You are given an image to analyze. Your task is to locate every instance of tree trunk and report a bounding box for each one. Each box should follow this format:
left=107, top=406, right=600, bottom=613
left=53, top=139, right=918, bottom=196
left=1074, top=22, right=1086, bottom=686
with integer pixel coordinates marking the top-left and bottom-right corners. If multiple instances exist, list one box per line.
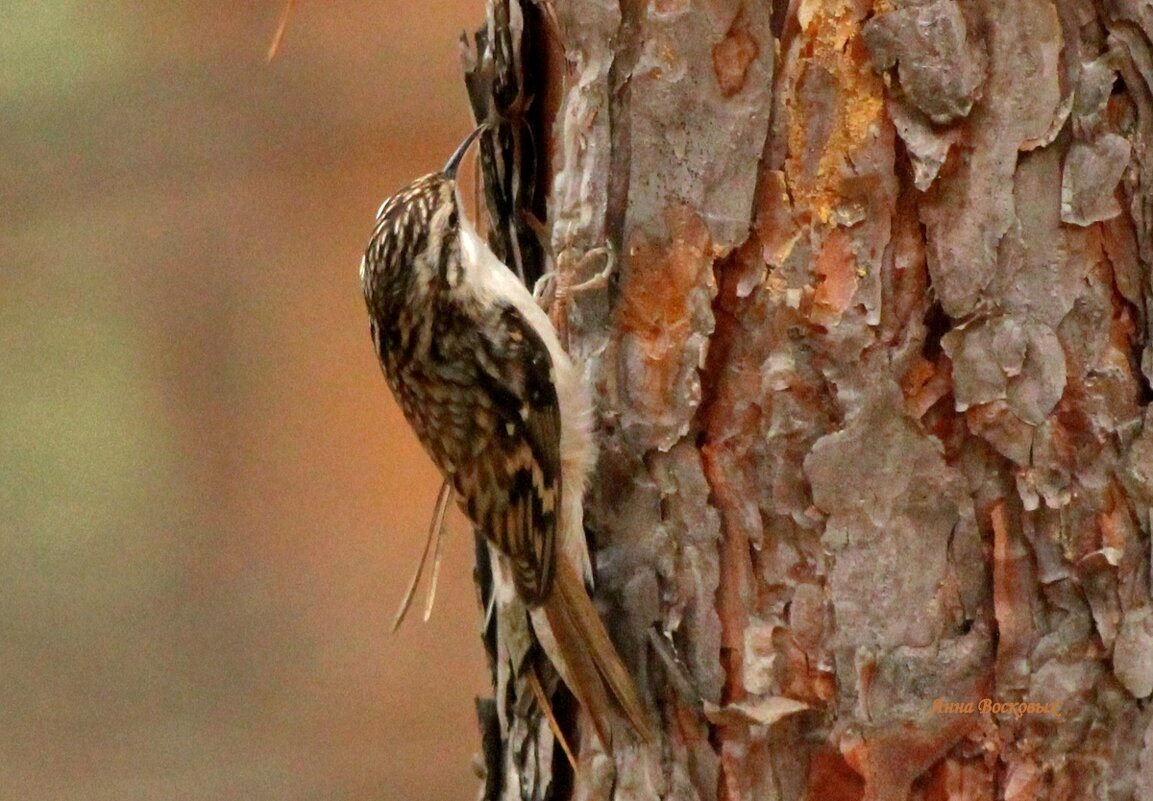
left=465, top=1, right=1153, bottom=799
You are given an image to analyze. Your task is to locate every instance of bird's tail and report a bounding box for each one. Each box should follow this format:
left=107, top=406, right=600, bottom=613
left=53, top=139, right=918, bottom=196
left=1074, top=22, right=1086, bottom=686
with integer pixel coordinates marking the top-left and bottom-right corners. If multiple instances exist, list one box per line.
left=535, top=561, right=652, bottom=748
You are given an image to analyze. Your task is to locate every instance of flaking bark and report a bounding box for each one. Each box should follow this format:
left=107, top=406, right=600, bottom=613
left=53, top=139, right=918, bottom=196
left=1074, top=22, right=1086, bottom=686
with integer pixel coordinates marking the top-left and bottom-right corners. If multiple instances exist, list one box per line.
left=467, top=0, right=1153, bottom=799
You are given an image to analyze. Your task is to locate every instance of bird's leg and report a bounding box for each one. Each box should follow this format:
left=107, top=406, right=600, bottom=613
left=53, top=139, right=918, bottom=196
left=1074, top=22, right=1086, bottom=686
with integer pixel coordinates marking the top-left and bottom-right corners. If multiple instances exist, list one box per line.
left=533, top=244, right=615, bottom=347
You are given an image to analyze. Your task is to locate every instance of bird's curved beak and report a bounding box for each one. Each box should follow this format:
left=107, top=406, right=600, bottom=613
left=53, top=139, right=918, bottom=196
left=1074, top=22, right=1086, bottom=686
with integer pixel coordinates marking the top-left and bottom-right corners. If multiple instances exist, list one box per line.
left=443, top=124, right=488, bottom=180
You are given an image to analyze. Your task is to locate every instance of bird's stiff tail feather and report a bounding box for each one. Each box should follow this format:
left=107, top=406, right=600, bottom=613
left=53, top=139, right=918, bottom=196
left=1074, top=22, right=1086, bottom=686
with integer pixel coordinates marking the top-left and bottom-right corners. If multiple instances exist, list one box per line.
left=538, top=561, right=652, bottom=748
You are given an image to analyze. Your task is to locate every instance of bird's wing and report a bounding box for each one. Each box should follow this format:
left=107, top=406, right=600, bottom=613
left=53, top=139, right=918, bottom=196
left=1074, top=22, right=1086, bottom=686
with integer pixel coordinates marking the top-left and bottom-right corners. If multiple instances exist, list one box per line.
left=452, top=302, right=561, bottom=604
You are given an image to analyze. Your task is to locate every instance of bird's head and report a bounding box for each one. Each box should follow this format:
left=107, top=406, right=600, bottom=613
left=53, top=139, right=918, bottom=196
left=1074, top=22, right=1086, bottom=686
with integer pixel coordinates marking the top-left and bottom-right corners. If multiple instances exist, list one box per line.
left=361, top=126, right=486, bottom=306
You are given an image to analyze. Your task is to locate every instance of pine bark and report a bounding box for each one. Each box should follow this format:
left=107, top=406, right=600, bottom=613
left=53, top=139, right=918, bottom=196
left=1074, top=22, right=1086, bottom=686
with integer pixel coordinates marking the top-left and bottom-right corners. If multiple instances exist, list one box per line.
left=468, top=0, right=1153, bottom=799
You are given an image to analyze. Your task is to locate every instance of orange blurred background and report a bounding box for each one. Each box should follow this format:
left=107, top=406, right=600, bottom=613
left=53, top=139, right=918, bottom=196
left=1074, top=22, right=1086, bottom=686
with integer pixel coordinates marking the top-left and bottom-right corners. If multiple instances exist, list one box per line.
left=3, top=3, right=490, bottom=799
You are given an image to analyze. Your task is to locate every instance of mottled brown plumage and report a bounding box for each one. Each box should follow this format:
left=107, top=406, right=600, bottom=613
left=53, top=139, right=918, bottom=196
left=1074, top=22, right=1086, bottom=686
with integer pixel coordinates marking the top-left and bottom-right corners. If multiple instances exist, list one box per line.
left=362, top=169, right=560, bottom=602
left=360, top=129, right=650, bottom=746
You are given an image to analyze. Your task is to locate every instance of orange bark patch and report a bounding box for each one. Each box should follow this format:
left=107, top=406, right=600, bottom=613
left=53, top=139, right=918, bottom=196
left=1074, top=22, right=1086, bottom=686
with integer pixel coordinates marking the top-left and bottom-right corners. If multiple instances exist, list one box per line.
left=1098, top=482, right=1132, bottom=553
left=785, top=2, right=886, bottom=222
left=804, top=746, right=865, bottom=801
left=902, top=356, right=952, bottom=419
left=756, top=170, right=801, bottom=269
left=713, top=27, right=759, bottom=97
left=1109, top=302, right=1138, bottom=362
left=992, top=501, right=1013, bottom=620
left=991, top=499, right=1036, bottom=680
left=1004, top=759, right=1043, bottom=801
left=811, top=227, right=858, bottom=324
left=618, top=206, right=711, bottom=338
left=921, top=757, right=997, bottom=801
left=840, top=716, right=983, bottom=801
left=615, top=205, right=714, bottom=412
left=778, top=633, right=835, bottom=705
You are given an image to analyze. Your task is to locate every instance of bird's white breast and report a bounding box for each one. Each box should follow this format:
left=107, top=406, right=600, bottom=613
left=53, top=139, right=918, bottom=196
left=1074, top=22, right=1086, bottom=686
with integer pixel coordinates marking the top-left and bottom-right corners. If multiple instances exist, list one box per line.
left=457, top=208, right=596, bottom=585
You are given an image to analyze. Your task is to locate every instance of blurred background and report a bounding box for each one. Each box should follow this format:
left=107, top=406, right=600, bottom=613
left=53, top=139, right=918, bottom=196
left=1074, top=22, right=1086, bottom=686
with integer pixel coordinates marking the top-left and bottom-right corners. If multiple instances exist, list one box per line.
left=2, top=3, right=489, bottom=799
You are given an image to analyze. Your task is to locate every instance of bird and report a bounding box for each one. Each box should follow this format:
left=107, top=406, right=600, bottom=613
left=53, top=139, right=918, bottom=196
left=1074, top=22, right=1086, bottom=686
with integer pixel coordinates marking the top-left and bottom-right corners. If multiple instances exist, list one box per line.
left=360, top=126, right=650, bottom=748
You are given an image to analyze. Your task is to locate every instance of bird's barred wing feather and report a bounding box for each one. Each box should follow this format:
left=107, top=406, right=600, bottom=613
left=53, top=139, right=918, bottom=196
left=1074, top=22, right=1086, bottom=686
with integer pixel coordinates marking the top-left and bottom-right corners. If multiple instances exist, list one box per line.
left=453, top=303, right=561, bottom=604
